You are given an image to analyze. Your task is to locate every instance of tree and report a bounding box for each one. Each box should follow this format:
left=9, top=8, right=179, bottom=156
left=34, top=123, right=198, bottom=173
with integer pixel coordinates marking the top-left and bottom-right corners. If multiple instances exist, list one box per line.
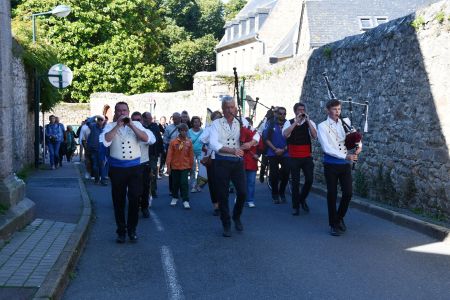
left=167, top=34, right=217, bottom=90
left=224, top=0, right=247, bottom=21
left=12, top=0, right=168, bottom=103
left=197, top=0, right=225, bottom=39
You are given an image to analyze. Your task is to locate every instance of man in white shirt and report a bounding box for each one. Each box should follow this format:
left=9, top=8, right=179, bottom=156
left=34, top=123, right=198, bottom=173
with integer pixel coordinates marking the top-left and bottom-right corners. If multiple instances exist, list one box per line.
left=209, top=96, right=258, bottom=237
left=100, top=102, right=155, bottom=243
left=317, top=99, right=361, bottom=236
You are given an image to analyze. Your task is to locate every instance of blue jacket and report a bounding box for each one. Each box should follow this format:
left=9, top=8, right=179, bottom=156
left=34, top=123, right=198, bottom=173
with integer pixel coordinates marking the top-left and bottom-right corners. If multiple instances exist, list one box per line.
left=45, top=123, right=63, bottom=143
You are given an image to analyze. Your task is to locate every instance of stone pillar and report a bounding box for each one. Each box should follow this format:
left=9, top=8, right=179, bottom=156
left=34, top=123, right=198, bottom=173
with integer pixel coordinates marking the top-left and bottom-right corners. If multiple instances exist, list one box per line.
left=0, top=0, right=34, bottom=241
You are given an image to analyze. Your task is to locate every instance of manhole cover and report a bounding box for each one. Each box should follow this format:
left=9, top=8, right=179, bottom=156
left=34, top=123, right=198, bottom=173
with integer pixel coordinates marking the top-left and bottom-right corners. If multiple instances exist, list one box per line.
left=27, top=178, right=78, bottom=188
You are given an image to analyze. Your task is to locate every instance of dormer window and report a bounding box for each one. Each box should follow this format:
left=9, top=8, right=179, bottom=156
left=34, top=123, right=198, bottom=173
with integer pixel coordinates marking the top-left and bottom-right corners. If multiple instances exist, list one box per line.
left=375, top=17, right=388, bottom=25
left=359, top=17, right=373, bottom=30
left=241, top=21, right=247, bottom=36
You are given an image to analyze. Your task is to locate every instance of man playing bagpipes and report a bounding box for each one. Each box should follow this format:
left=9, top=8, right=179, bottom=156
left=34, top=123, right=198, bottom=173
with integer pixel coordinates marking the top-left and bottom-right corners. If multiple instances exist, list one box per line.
left=209, top=95, right=259, bottom=237
left=317, top=99, right=362, bottom=236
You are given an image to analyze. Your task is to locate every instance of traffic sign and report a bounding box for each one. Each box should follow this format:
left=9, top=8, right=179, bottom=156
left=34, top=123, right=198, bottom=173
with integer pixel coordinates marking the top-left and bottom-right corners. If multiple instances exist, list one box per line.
left=48, top=64, right=73, bottom=88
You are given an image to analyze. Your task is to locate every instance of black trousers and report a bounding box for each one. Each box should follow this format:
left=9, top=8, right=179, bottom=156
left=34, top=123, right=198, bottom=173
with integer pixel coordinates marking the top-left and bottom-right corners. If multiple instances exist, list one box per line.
left=206, top=160, right=218, bottom=204
left=290, top=157, right=314, bottom=209
left=268, top=156, right=290, bottom=196
left=109, top=165, right=143, bottom=235
left=140, top=162, right=151, bottom=210
left=324, top=163, right=353, bottom=226
left=214, top=159, right=246, bottom=227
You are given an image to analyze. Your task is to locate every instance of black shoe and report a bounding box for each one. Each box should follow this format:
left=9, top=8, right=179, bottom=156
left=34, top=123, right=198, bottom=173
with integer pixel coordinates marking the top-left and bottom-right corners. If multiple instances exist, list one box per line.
left=94, top=180, right=100, bottom=185
left=100, top=180, right=108, bottom=186
left=301, top=202, right=310, bottom=213
left=229, top=187, right=235, bottom=194
left=279, top=195, right=287, bottom=203
left=116, top=234, right=126, bottom=244
left=129, top=232, right=138, bottom=243
left=223, top=226, right=232, bottom=237
left=329, top=226, right=341, bottom=236
left=292, top=208, right=300, bottom=216
left=233, top=219, right=244, bottom=231
left=259, top=174, right=264, bottom=183
left=142, top=208, right=150, bottom=218
left=152, top=193, right=158, bottom=198
left=213, top=208, right=220, bottom=216
left=272, top=195, right=280, bottom=204
left=338, top=219, right=347, bottom=232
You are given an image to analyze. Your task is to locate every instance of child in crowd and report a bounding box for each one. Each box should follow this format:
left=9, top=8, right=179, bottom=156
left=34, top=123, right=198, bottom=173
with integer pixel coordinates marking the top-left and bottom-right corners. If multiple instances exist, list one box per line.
left=166, top=123, right=194, bottom=209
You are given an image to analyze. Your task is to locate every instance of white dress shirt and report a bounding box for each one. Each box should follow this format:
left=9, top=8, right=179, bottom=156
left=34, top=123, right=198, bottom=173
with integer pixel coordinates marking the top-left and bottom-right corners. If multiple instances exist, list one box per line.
left=209, top=117, right=260, bottom=158
left=282, top=119, right=317, bottom=138
left=317, top=117, right=350, bottom=159
left=100, top=121, right=155, bottom=161
left=79, top=124, right=91, bottom=142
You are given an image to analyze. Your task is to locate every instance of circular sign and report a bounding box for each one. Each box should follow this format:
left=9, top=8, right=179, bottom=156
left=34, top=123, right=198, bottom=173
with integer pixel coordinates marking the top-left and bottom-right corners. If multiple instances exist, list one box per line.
left=48, top=64, right=73, bottom=89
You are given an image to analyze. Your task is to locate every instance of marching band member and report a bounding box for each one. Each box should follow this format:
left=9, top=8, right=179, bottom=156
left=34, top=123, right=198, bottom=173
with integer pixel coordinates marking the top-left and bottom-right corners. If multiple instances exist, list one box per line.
left=100, top=102, right=155, bottom=243
left=209, top=96, right=258, bottom=237
left=283, top=103, right=317, bottom=216
left=317, top=99, right=362, bottom=236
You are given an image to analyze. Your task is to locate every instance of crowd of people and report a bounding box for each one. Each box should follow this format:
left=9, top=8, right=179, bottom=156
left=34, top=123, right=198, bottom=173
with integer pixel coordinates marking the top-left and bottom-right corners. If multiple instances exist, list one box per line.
left=44, top=96, right=362, bottom=241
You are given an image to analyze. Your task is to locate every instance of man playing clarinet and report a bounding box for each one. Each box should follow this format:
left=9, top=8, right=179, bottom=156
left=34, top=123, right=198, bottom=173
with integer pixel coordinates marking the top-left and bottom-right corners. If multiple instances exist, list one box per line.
left=317, top=99, right=362, bottom=236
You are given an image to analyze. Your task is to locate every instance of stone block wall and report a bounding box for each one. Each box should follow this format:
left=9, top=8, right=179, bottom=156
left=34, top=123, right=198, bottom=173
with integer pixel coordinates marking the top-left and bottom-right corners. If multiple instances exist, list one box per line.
left=11, top=56, right=34, bottom=172
left=42, top=103, right=90, bottom=127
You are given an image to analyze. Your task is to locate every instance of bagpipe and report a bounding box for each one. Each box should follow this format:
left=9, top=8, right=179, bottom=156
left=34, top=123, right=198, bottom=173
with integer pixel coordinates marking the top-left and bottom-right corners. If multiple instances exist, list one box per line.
left=322, top=72, right=369, bottom=150
left=233, top=67, right=257, bottom=144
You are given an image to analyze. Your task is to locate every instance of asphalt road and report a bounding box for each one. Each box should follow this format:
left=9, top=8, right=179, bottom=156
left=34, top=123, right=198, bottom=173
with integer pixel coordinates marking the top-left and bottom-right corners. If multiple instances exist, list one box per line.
left=64, top=174, right=450, bottom=300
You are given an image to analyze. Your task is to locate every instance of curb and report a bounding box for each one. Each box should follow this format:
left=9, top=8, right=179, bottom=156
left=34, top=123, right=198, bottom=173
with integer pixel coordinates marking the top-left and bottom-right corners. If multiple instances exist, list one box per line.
left=33, top=164, right=92, bottom=300
left=311, top=184, right=450, bottom=242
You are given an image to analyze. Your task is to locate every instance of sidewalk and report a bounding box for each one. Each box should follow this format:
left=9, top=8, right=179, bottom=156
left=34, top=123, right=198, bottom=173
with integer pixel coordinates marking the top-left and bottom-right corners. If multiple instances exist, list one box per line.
left=0, top=162, right=91, bottom=300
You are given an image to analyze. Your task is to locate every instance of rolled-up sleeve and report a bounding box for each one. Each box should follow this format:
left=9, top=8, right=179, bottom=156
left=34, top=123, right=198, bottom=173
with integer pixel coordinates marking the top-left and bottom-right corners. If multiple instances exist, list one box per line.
left=134, top=121, right=155, bottom=145
left=99, top=123, right=114, bottom=147
left=200, top=126, right=210, bottom=144
left=253, top=132, right=260, bottom=143
left=209, top=121, right=223, bottom=152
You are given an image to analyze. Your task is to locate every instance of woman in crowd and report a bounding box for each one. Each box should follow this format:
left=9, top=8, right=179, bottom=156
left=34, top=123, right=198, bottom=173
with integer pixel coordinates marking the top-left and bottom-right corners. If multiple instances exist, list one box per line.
left=188, top=116, right=204, bottom=193
left=45, top=115, right=64, bottom=170
left=65, top=125, right=77, bottom=162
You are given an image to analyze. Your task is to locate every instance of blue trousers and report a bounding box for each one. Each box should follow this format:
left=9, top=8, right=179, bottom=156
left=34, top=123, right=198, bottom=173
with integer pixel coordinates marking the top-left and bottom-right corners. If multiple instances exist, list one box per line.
left=246, top=170, right=256, bottom=203
left=48, top=142, right=61, bottom=167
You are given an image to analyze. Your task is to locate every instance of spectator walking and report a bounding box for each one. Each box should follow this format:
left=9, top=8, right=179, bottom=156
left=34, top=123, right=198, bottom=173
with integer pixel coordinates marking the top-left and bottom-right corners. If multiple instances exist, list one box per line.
left=65, top=125, right=77, bottom=162
left=79, top=119, right=92, bottom=179
left=45, top=115, right=64, bottom=170
left=87, top=116, right=107, bottom=185
left=188, top=116, right=204, bottom=193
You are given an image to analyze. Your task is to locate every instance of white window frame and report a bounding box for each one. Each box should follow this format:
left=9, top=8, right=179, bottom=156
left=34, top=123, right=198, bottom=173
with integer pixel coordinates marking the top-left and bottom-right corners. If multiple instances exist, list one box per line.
left=358, top=16, right=373, bottom=30
left=375, top=16, right=389, bottom=26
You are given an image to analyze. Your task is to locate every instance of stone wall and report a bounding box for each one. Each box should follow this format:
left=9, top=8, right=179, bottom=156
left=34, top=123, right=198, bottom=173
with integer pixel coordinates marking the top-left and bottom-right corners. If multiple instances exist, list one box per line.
left=42, top=102, right=90, bottom=127
left=11, top=54, right=34, bottom=172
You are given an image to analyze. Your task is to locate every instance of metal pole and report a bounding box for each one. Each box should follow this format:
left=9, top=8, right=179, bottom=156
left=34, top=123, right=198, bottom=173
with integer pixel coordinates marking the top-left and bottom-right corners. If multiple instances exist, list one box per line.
left=32, top=15, right=36, bottom=43
left=34, top=76, right=41, bottom=168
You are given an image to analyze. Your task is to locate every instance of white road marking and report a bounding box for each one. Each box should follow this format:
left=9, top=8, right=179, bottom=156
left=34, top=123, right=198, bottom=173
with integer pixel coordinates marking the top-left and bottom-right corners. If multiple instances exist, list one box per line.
left=150, top=211, right=164, bottom=232
left=160, top=246, right=184, bottom=300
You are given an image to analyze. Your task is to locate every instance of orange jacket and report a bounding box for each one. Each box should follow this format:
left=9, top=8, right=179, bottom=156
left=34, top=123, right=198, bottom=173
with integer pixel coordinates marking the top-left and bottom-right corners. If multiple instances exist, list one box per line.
left=166, top=136, right=194, bottom=170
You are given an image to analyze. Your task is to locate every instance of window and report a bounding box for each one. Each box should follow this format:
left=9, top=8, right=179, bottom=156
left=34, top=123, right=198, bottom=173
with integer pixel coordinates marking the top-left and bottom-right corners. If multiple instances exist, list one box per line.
left=359, top=17, right=373, bottom=30
left=375, top=17, right=388, bottom=25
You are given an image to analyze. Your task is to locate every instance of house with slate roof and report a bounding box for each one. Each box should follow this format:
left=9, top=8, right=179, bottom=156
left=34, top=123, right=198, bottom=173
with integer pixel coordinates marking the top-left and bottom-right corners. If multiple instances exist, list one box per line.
left=216, top=0, right=441, bottom=73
